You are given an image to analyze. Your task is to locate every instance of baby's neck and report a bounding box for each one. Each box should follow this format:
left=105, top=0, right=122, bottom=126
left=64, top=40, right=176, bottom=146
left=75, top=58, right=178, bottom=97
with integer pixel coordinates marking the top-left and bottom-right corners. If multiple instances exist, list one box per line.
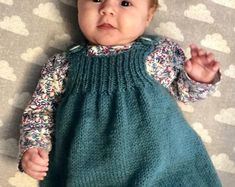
left=87, top=40, right=134, bottom=47
left=88, top=42, right=133, bottom=48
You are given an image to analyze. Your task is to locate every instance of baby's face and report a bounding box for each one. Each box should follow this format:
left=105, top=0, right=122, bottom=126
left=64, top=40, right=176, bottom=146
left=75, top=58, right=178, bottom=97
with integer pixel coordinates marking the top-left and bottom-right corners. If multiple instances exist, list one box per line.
left=77, top=0, right=155, bottom=46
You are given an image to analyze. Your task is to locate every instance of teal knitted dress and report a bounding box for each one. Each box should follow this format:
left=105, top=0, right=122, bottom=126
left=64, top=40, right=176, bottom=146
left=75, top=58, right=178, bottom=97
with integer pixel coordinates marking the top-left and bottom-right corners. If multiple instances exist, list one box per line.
left=40, top=37, right=221, bottom=187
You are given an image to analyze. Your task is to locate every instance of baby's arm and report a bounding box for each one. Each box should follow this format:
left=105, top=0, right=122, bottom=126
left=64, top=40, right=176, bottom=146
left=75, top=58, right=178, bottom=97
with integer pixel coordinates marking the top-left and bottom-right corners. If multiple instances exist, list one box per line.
left=18, top=53, right=69, bottom=180
left=147, top=39, right=220, bottom=103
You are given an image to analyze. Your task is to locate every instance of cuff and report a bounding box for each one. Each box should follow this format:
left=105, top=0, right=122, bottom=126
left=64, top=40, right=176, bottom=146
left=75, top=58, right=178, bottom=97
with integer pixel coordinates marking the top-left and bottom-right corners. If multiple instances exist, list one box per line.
left=184, top=70, right=221, bottom=86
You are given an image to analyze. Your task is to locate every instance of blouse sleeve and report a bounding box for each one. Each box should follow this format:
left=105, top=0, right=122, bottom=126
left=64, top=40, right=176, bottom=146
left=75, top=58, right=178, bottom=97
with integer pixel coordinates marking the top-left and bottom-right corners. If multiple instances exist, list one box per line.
left=18, top=52, right=69, bottom=171
left=145, top=38, right=221, bottom=103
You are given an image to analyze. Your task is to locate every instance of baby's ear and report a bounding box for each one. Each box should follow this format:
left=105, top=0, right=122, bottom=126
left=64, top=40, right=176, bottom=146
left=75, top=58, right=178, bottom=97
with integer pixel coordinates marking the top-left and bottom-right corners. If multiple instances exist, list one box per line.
left=146, top=7, right=156, bottom=26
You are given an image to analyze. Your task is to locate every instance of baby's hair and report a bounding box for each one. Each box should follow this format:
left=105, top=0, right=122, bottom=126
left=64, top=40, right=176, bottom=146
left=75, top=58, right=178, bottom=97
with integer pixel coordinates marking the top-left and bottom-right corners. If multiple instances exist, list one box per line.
left=149, top=0, right=159, bottom=11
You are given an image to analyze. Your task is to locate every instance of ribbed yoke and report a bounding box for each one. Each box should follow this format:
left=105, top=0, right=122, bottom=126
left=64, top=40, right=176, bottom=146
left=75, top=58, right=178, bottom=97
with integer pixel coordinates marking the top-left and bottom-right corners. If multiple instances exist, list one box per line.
left=67, top=38, right=156, bottom=94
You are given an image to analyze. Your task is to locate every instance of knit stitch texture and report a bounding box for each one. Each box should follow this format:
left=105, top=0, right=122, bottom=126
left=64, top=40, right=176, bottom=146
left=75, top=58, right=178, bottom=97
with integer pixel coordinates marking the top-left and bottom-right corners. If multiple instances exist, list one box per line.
left=40, top=36, right=221, bottom=187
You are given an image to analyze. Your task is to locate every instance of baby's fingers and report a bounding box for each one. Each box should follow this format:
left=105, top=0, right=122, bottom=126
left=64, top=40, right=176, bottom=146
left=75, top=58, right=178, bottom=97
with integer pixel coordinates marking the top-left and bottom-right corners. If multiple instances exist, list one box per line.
left=206, top=52, right=214, bottom=62
left=30, top=152, right=49, bottom=166
left=190, top=44, right=207, bottom=58
left=204, top=52, right=220, bottom=71
left=208, top=60, right=220, bottom=72
left=184, top=60, right=193, bottom=74
left=23, top=160, right=48, bottom=172
left=198, top=48, right=207, bottom=56
left=24, top=168, right=47, bottom=181
left=38, top=148, right=49, bottom=162
left=189, top=44, right=199, bottom=57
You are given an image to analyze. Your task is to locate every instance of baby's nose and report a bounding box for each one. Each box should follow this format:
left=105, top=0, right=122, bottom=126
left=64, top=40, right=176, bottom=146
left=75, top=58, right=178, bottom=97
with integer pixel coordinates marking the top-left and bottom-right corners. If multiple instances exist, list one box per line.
left=99, top=2, right=116, bottom=16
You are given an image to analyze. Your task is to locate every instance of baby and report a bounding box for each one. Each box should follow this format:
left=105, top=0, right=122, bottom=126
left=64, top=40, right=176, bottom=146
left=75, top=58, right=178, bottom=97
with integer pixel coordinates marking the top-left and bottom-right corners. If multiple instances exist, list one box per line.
left=19, top=0, right=222, bottom=186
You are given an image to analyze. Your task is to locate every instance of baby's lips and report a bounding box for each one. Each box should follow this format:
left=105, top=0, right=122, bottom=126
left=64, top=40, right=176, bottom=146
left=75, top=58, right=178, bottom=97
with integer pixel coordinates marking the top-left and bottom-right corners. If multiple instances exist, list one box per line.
left=97, top=23, right=115, bottom=29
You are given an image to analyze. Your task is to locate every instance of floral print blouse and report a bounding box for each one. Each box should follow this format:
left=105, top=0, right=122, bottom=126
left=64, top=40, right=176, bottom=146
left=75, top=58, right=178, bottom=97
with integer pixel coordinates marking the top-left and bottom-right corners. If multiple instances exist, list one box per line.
left=18, top=37, right=220, bottom=171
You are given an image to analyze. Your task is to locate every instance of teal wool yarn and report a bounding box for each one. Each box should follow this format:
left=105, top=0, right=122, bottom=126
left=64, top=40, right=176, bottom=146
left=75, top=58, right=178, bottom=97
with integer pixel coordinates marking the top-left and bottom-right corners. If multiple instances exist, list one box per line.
left=40, top=37, right=221, bottom=187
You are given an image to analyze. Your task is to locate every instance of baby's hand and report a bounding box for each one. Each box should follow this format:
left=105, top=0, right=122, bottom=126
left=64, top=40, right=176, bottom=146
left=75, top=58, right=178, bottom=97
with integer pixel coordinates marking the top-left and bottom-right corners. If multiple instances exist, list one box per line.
left=21, top=148, right=49, bottom=181
left=184, top=44, right=220, bottom=83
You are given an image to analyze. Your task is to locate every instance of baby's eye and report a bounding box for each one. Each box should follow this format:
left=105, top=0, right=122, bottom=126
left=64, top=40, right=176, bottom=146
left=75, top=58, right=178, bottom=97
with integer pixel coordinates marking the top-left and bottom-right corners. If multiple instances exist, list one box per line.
left=121, top=1, right=132, bottom=7
left=92, top=0, right=102, bottom=3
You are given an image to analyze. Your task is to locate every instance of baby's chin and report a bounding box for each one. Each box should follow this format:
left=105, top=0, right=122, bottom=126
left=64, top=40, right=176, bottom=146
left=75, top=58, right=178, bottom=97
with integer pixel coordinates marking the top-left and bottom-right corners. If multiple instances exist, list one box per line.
left=87, top=38, right=134, bottom=46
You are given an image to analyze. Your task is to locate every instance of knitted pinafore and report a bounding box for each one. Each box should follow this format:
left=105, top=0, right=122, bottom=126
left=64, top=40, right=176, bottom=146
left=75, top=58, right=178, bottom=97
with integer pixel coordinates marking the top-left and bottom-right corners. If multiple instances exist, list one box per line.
left=40, top=37, right=221, bottom=187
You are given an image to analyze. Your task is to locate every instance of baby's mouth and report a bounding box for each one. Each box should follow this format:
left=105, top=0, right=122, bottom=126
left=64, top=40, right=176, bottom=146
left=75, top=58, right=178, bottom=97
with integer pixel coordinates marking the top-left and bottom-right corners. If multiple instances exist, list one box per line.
left=97, top=23, right=115, bottom=30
